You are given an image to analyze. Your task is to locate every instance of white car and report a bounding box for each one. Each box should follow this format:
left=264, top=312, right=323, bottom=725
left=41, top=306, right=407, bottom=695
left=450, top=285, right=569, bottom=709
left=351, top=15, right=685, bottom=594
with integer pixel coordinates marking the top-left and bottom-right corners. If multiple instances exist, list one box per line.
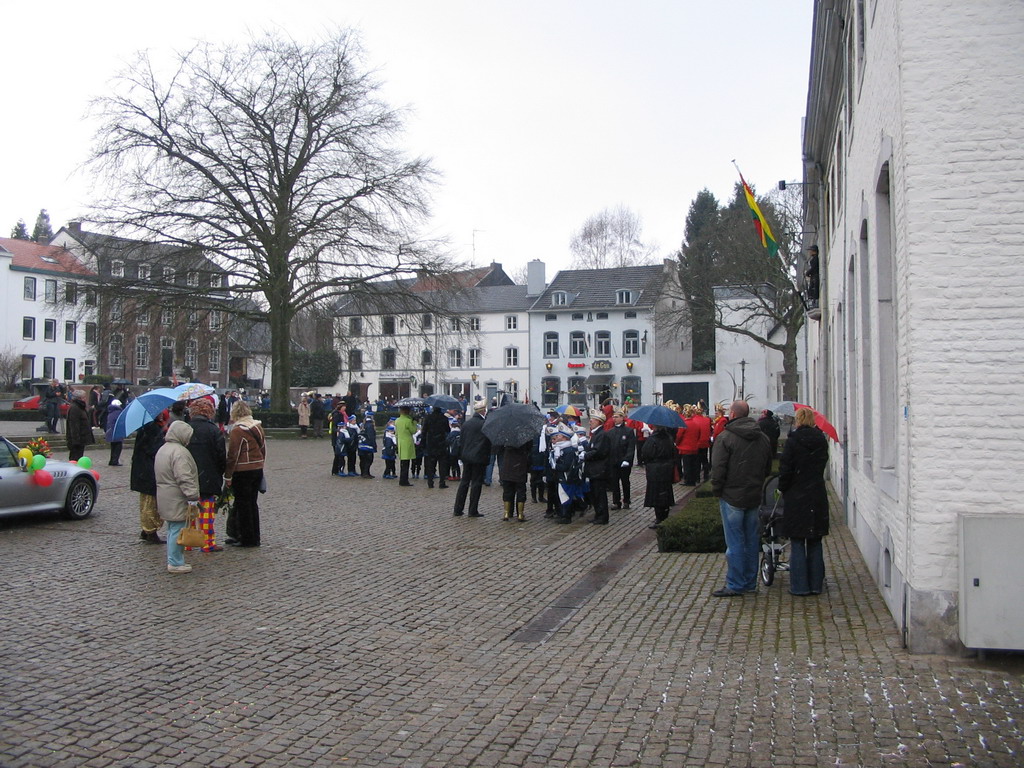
left=0, top=437, right=99, bottom=520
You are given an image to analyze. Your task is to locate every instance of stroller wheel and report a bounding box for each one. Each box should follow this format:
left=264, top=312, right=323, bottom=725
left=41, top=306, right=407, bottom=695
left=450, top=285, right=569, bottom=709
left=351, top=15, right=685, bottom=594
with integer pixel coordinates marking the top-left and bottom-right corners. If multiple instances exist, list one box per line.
left=760, top=551, right=776, bottom=586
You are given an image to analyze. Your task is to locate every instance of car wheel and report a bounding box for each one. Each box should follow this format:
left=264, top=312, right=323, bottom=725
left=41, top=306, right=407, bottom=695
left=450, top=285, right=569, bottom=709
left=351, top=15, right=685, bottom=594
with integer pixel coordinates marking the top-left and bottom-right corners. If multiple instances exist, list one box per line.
left=64, top=477, right=96, bottom=520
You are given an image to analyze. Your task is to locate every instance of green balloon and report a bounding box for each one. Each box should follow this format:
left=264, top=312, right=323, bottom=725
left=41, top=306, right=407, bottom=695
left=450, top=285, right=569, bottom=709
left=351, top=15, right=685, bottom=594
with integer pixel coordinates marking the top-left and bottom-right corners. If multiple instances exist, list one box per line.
left=77, top=456, right=93, bottom=470
left=31, top=454, right=46, bottom=470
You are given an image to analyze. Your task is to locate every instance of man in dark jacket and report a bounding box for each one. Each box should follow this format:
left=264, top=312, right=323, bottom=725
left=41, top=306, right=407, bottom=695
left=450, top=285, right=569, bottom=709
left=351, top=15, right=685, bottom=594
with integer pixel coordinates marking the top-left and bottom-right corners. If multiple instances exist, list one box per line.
left=43, top=379, right=66, bottom=433
left=453, top=401, right=491, bottom=517
left=421, top=406, right=451, bottom=489
left=757, top=409, right=781, bottom=459
left=132, top=418, right=165, bottom=543
left=608, top=409, right=637, bottom=510
left=710, top=400, right=773, bottom=596
left=186, top=398, right=228, bottom=551
left=65, top=393, right=94, bottom=461
left=584, top=412, right=613, bottom=524
left=310, top=394, right=326, bottom=438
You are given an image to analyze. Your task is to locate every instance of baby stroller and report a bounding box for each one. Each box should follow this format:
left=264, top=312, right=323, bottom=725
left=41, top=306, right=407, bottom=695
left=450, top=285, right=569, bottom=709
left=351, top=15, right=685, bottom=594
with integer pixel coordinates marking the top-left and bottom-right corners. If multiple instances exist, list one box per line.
left=759, top=474, right=789, bottom=586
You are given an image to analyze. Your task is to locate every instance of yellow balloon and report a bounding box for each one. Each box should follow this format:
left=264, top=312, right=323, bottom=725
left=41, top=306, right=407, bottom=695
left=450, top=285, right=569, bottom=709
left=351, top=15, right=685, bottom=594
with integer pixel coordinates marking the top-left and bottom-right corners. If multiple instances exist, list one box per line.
left=17, top=448, right=33, bottom=464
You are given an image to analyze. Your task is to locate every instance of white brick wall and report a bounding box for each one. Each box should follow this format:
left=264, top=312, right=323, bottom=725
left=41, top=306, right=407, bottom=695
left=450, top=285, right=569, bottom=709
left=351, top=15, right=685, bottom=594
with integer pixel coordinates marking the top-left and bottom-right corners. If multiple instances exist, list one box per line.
left=807, top=0, right=1024, bottom=650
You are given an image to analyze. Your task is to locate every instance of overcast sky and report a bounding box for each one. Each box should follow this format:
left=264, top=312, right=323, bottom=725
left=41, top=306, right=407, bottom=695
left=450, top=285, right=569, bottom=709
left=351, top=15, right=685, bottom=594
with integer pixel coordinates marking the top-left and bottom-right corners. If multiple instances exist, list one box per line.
left=1, top=0, right=812, bottom=278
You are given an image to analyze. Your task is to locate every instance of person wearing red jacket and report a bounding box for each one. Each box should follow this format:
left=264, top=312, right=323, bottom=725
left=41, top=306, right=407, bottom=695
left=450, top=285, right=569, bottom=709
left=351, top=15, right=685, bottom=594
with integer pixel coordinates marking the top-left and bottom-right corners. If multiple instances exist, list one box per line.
left=711, top=403, right=729, bottom=441
left=692, top=404, right=713, bottom=483
left=676, top=404, right=702, bottom=486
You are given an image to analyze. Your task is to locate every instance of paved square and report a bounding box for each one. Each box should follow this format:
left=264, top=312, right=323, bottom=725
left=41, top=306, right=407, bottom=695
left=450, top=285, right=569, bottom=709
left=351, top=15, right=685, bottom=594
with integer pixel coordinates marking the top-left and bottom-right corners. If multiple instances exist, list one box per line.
left=1, top=439, right=1021, bottom=766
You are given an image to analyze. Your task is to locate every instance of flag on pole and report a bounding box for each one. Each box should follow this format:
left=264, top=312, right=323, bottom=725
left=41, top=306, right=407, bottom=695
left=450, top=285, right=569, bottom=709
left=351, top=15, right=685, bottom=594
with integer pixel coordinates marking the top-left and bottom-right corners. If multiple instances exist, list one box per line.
left=739, top=172, right=779, bottom=258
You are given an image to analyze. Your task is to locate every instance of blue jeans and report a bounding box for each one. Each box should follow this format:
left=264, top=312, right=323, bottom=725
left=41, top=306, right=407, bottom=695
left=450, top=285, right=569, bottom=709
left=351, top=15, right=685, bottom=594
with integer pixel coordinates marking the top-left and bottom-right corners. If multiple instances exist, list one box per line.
left=788, top=537, right=825, bottom=595
left=166, top=520, right=187, bottom=567
left=484, top=453, right=496, bottom=485
left=719, top=500, right=760, bottom=592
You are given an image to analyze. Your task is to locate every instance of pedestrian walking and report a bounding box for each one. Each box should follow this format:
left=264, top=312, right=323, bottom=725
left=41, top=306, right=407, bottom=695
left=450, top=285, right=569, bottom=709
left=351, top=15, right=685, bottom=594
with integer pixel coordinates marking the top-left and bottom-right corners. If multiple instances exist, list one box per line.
left=453, top=401, right=490, bottom=517
left=155, top=420, right=201, bottom=574
left=185, top=398, right=227, bottom=553
left=104, top=399, right=124, bottom=466
left=224, top=401, right=266, bottom=548
left=65, top=392, right=93, bottom=462
left=641, top=426, right=677, bottom=527
left=710, top=400, right=773, bottom=597
left=778, top=407, right=830, bottom=596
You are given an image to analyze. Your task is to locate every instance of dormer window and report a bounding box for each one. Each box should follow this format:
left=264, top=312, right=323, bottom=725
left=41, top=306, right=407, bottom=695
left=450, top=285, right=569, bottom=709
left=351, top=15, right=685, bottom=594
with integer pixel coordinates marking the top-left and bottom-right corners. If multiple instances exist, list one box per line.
left=616, top=289, right=633, bottom=305
left=111, top=261, right=124, bottom=278
left=138, top=264, right=151, bottom=280
left=552, top=291, right=568, bottom=306
left=187, top=271, right=200, bottom=287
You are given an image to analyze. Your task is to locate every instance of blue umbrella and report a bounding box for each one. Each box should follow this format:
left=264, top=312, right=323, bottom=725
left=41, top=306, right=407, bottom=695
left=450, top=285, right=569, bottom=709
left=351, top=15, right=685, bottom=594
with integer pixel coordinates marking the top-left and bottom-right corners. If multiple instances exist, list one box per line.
left=110, top=395, right=170, bottom=440
left=627, top=404, right=686, bottom=429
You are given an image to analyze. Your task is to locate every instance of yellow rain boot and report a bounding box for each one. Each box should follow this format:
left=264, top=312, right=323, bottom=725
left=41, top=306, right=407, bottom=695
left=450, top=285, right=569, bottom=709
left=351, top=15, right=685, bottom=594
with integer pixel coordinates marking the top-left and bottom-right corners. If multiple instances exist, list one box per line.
left=516, top=502, right=526, bottom=522
left=503, top=501, right=513, bottom=521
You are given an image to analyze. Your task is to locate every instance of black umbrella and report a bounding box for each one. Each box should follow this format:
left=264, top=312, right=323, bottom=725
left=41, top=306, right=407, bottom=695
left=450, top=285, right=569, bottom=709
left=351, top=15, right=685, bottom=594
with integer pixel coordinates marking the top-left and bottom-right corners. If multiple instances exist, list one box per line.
left=481, top=403, right=546, bottom=448
left=393, top=396, right=426, bottom=409
left=424, top=394, right=464, bottom=412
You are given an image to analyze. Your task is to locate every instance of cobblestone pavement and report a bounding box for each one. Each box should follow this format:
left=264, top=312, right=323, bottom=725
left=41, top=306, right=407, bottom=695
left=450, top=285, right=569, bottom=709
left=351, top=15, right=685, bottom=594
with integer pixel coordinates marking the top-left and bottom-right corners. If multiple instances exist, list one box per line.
left=1, top=439, right=1022, bottom=767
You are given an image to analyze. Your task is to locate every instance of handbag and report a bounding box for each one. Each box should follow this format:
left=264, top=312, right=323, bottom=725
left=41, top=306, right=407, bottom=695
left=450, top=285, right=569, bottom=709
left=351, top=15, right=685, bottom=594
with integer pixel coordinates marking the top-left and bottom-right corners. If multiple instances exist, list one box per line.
left=176, top=507, right=206, bottom=548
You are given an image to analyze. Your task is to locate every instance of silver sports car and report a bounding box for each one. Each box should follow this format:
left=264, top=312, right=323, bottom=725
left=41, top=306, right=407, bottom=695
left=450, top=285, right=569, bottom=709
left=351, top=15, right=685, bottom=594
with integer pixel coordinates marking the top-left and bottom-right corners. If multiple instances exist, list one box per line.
left=0, top=437, right=99, bottom=519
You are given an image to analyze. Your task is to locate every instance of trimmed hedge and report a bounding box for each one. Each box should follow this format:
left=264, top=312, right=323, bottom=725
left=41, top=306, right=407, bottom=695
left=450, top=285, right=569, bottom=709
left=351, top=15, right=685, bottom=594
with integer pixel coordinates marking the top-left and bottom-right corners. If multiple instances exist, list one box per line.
left=255, top=411, right=299, bottom=428
left=656, top=494, right=726, bottom=553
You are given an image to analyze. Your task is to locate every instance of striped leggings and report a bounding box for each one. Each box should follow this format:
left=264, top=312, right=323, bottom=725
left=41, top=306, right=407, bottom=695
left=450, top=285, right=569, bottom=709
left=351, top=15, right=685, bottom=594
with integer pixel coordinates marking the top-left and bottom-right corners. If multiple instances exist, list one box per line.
left=184, top=497, right=219, bottom=552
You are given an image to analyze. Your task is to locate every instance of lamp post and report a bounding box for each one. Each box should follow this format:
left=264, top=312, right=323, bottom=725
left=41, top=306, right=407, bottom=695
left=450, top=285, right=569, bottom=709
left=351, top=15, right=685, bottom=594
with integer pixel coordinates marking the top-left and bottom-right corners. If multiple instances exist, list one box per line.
left=739, top=360, right=747, bottom=401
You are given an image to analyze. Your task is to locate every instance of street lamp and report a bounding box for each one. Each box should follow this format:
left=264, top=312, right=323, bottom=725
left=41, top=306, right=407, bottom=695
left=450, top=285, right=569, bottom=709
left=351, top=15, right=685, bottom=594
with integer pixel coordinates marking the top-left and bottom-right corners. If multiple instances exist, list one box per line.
left=739, top=360, right=747, bottom=400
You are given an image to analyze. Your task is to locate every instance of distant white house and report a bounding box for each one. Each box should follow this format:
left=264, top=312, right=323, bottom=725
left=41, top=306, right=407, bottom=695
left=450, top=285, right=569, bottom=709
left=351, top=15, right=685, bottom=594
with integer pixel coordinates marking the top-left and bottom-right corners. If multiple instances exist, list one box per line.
left=801, top=0, right=1024, bottom=652
left=0, top=237, right=96, bottom=384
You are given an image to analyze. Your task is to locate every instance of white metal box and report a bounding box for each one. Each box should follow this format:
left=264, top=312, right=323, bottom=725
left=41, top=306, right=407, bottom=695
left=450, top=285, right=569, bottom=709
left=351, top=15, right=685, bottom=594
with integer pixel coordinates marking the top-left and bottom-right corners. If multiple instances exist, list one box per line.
left=959, top=513, right=1024, bottom=650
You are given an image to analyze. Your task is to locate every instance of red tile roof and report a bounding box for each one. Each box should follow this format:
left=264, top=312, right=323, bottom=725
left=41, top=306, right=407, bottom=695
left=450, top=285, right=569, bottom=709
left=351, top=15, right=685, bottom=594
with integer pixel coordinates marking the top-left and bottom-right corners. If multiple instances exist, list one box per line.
left=0, top=237, right=95, bottom=276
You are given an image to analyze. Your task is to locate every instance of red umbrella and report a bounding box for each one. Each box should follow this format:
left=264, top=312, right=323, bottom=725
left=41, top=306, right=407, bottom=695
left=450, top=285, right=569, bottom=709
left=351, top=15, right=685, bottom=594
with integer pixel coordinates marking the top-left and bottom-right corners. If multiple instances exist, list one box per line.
left=763, top=401, right=840, bottom=443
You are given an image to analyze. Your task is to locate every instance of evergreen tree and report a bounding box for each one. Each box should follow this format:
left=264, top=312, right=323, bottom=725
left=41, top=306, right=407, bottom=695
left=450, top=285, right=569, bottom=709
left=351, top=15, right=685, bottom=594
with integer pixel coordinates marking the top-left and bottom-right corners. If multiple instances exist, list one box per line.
left=31, top=209, right=53, bottom=242
left=10, top=219, right=30, bottom=240
left=677, top=189, right=720, bottom=370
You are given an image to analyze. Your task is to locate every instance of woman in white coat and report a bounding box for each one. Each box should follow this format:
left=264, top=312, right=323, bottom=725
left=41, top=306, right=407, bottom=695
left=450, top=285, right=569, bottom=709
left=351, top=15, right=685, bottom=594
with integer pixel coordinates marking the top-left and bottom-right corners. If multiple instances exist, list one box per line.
left=155, top=420, right=201, bottom=574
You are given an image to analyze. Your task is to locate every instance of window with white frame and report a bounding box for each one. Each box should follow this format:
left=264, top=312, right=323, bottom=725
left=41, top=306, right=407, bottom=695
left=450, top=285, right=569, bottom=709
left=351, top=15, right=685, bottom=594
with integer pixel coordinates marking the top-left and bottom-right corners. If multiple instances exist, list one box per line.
left=348, top=349, right=363, bottom=370
left=136, top=335, right=150, bottom=369
left=505, top=315, right=518, bottom=330
left=505, top=380, right=519, bottom=400
left=85, top=323, right=97, bottom=345
left=161, top=307, right=173, bottom=326
left=624, top=310, right=637, bottom=319
left=381, top=348, right=396, bottom=370
left=596, top=312, right=608, bottom=320
left=209, top=310, right=223, bottom=331
left=111, top=261, right=125, bottom=278
left=595, top=331, right=611, bottom=357
left=184, top=339, right=198, bottom=369
left=421, top=313, right=432, bottom=331
left=544, top=332, right=559, bottom=357
left=187, top=271, right=200, bottom=287
left=42, top=357, right=55, bottom=380
left=188, top=308, right=198, bottom=326
left=138, top=264, right=151, bottom=280
left=44, top=279, right=57, bottom=303
left=23, top=317, right=35, bottom=340
left=44, top=319, right=56, bottom=342
left=616, top=290, right=633, bottom=305
left=63, top=359, right=75, bottom=381
left=83, top=359, right=96, bottom=376
left=468, top=348, right=481, bottom=367
left=569, top=331, right=586, bottom=357
left=541, top=376, right=560, bottom=407
left=65, top=283, right=78, bottom=304
left=450, top=317, right=460, bottom=331
left=84, top=288, right=97, bottom=307
left=209, top=343, right=221, bottom=372
left=138, top=307, right=150, bottom=326
left=110, top=298, right=122, bottom=321
left=109, top=334, right=124, bottom=367
left=504, top=347, right=519, bottom=367
left=571, top=313, right=584, bottom=321
left=545, top=313, right=556, bottom=321
left=162, top=266, right=174, bottom=282
left=421, top=349, right=433, bottom=367
left=65, top=321, right=76, bottom=344
left=623, top=330, right=640, bottom=356
left=449, top=348, right=463, bottom=368
left=349, top=317, right=362, bottom=336
left=469, top=316, right=481, bottom=331
left=209, top=273, right=221, bottom=288
left=24, top=277, right=36, bottom=300
left=382, top=316, right=396, bottom=335
left=552, top=291, right=567, bottom=306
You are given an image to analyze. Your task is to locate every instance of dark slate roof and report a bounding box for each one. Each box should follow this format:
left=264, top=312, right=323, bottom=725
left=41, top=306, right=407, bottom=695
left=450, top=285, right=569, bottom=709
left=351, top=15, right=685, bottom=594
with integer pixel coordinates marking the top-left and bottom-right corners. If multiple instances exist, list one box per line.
left=455, top=284, right=534, bottom=313
left=528, top=264, right=666, bottom=311
left=59, top=227, right=223, bottom=273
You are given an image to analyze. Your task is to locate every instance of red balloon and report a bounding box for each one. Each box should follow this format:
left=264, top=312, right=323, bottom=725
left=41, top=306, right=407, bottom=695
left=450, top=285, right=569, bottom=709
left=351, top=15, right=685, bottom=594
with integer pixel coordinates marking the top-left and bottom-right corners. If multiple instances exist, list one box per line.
left=91, top=470, right=101, bottom=482
left=34, top=469, right=54, bottom=487
left=69, top=459, right=78, bottom=464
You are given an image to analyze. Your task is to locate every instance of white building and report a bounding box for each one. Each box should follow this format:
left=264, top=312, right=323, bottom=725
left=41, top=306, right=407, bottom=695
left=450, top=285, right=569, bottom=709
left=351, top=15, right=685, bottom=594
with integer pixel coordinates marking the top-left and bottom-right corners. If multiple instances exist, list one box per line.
left=0, top=237, right=96, bottom=383
left=801, top=0, right=1024, bottom=652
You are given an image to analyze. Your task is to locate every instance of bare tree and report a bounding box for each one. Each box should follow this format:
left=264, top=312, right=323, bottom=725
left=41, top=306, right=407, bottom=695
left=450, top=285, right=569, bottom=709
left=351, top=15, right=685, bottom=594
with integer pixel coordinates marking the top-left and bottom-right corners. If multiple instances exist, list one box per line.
left=86, top=30, right=453, bottom=408
left=568, top=205, right=657, bottom=270
left=0, top=346, right=23, bottom=390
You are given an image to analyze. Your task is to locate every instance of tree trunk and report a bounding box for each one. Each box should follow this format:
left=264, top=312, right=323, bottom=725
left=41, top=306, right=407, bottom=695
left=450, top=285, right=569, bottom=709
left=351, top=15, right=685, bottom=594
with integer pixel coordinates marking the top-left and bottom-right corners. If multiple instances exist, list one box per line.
left=269, top=305, right=294, bottom=412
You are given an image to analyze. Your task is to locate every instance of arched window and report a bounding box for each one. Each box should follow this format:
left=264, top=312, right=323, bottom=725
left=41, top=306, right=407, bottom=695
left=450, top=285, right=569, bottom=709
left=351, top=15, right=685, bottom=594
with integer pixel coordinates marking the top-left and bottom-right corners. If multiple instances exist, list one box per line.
left=623, top=330, right=640, bottom=356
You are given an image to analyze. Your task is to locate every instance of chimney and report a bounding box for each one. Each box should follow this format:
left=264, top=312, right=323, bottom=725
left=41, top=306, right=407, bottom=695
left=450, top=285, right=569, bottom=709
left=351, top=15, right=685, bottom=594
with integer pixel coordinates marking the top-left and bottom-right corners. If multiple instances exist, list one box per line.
left=526, top=259, right=546, bottom=297
left=67, top=221, right=82, bottom=237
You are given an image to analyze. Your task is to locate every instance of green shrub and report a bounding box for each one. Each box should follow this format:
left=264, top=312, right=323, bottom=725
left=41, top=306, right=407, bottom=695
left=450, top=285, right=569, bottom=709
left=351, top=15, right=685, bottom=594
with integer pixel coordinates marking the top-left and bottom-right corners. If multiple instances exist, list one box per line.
left=256, top=411, right=298, bottom=428
left=656, top=495, right=726, bottom=553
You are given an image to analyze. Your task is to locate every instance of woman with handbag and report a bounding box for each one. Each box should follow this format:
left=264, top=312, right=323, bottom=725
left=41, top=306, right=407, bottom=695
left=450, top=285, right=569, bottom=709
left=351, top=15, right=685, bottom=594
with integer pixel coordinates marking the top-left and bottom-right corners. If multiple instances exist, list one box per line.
left=155, top=420, right=202, bottom=574
left=225, top=400, right=266, bottom=548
